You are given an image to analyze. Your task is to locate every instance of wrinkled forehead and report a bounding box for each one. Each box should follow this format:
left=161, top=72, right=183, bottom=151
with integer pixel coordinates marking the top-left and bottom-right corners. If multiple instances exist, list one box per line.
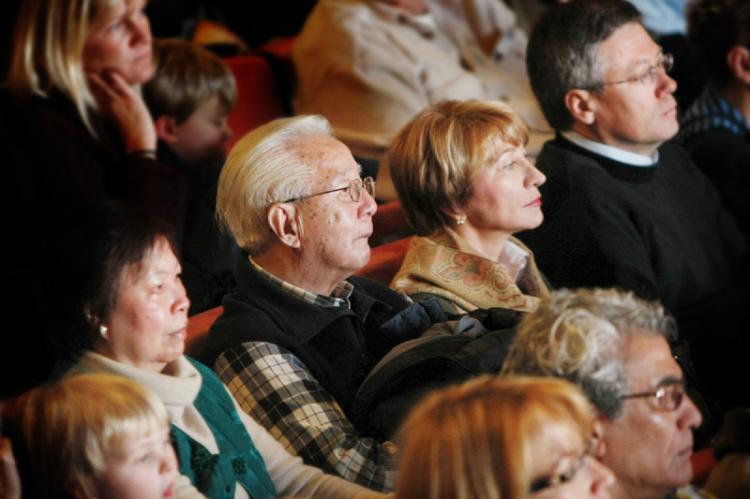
left=621, top=332, right=681, bottom=390
left=291, top=134, right=360, bottom=183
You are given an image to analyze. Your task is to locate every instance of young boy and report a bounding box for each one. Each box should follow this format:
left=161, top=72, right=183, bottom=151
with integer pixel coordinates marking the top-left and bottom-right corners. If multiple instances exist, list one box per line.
left=144, top=39, right=240, bottom=314
left=6, top=373, right=179, bottom=499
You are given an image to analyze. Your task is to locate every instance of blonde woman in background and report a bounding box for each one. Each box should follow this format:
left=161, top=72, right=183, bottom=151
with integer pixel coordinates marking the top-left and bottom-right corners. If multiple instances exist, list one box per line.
left=395, top=375, right=614, bottom=499
left=389, top=100, right=549, bottom=315
left=6, top=0, right=184, bottom=227
left=4, top=0, right=186, bottom=396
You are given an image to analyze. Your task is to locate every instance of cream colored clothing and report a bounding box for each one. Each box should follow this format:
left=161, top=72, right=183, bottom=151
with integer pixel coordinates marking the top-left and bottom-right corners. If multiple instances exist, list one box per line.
left=72, top=352, right=382, bottom=499
left=293, top=0, right=551, bottom=159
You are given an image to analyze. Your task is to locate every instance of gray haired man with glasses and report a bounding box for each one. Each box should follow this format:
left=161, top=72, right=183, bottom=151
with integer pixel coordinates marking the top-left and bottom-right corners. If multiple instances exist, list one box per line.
left=518, top=0, right=748, bottom=411
left=194, top=115, right=437, bottom=491
left=502, top=288, right=704, bottom=499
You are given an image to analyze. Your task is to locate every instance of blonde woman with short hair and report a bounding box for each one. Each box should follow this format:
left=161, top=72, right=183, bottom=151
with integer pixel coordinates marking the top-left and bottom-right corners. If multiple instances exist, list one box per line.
left=389, top=100, right=549, bottom=314
left=395, top=375, right=614, bottom=499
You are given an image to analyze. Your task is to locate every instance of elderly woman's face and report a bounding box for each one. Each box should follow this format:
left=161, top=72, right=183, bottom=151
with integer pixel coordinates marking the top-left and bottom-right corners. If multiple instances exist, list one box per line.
left=83, top=0, right=154, bottom=85
left=103, top=238, right=189, bottom=373
left=529, top=422, right=614, bottom=498
left=461, top=141, right=545, bottom=238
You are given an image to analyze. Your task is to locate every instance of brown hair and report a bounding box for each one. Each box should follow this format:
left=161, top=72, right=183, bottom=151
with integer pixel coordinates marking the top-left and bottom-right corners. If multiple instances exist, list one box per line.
left=143, top=38, right=237, bottom=123
left=395, top=375, right=595, bottom=499
left=388, top=100, right=528, bottom=236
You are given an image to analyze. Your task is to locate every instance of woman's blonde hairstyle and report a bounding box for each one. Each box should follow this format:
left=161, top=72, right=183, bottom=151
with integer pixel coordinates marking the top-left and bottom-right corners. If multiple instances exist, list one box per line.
left=6, top=373, right=169, bottom=498
left=217, top=115, right=331, bottom=255
left=395, top=375, right=594, bottom=499
left=6, top=0, right=126, bottom=134
left=388, top=100, right=528, bottom=235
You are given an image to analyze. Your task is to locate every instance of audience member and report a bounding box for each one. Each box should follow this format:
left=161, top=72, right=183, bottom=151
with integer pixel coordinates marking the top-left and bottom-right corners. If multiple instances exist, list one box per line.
left=389, top=100, right=549, bottom=314
left=704, top=408, right=750, bottom=499
left=679, top=0, right=750, bottom=236
left=143, top=38, right=240, bottom=313
left=6, top=0, right=185, bottom=230
left=517, top=0, right=749, bottom=406
left=196, top=116, right=445, bottom=490
left=5, top=373, right=179, bottom=499
left=0, top=438, right=19, bottom=499
left=395, top=375, right=614, bottom=499
left=293, top=0, right=551, bottom=171
left=502, top=288, right=705, bottom=499
left=56, top=202, right=380, bottom=498
left=3, top=0, right=186, bottom=397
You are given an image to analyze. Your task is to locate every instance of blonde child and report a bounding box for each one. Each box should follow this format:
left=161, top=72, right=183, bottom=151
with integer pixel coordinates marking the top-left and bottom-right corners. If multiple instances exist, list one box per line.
left=6, top=373, right=178, bottom=499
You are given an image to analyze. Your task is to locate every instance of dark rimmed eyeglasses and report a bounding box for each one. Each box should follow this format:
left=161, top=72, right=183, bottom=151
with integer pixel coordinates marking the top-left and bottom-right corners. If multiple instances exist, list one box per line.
left=620, top=379, right=685, bottom=411
left=282, top=176, right=376, bottom=203
left=586, top=53, right=674, bottom=89
left=529, top=442, right=591, bottom=493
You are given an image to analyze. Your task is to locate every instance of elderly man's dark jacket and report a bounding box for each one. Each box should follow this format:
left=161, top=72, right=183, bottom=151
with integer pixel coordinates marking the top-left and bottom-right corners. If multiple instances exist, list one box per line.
left=195, top=256, right=412, bottom=415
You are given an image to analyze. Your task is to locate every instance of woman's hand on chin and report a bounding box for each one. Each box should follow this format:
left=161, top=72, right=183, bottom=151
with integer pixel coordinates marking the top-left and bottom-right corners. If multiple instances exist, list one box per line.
left=88, top=70, right=157, bottom=152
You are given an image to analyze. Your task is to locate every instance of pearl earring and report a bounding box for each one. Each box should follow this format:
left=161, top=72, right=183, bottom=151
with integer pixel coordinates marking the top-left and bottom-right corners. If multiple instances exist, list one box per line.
left=99, top=325, right=108, bottom=339
left=456, top=215, right=466, bottom=225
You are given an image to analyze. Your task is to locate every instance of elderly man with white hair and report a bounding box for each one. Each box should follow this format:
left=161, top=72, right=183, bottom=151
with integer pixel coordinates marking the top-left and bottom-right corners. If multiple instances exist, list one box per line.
left=195, top=115, right=441, bottom=492
left=502, top=288, right=705, bottom=499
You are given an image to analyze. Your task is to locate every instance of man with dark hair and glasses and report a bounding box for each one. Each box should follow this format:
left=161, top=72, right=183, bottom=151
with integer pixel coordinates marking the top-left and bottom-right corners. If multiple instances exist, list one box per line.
left=502, top=288, right=705, bottom=499
left=193, top=115, right=439, bottom=491
left=518, top=0, right=749, bottom=411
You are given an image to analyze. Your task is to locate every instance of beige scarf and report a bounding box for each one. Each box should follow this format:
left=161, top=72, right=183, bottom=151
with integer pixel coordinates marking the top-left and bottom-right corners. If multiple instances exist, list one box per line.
left=391, top=229, right=549, bottom=314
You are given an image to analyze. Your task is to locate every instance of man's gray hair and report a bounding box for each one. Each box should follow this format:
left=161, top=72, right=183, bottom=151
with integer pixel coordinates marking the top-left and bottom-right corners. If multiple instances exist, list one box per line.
left=501, top=288, right=676, bottom=419
left=526, top=0, right=641, bottom=130
left=216, top=115, right=333, bottom=255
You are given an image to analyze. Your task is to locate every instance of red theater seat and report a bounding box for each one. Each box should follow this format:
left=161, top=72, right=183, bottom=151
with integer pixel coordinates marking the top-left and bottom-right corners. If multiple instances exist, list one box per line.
left=186, top=306, right=223, bottom=356
left=356, top=237, right=411, bottom=285
left=224, top=54, right=287, bottom=152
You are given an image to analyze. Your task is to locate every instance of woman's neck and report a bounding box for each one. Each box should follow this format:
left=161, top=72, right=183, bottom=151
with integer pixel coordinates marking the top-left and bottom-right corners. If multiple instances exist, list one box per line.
left=450, top=223, right=510, bottom=262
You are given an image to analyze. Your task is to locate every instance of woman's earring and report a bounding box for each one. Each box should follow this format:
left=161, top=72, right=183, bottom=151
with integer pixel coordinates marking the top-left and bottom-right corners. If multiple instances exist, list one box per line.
left=456, top=215, right=466, bottom=225
left=99, top=324, right=108, bottom=339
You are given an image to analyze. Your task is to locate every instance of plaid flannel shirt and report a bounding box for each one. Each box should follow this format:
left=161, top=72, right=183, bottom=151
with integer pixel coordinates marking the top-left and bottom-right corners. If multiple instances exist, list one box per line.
left=214, top=341, right=397, bottom=491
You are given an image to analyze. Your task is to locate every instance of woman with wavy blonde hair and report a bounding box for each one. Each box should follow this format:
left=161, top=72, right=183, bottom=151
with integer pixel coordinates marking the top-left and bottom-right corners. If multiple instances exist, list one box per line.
left=389, top=100, right=549, bottom=315
left=395, top=375, right=614, bottom=499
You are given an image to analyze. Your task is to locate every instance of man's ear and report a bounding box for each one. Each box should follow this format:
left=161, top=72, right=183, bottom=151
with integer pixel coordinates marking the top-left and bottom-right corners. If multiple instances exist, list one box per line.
left=592, top=415, right=608, bottom=459
left=267, top=203, right=302, bottom=249
left=154, top=115, right=180, bottom=144
left=565, top=88, right=597, bottom=125
left=727, top=45, right=750, bottom=85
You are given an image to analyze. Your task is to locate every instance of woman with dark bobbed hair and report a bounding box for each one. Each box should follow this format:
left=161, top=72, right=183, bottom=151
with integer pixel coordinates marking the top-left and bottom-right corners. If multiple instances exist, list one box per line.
left=389, top=100, right=549, bottom=314
left=56, top=203, right=382, bottom=499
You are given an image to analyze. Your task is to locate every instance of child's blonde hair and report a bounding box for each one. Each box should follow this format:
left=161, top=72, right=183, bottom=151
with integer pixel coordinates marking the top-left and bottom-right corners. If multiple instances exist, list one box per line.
left=6, top=373, right=170, bottom=498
